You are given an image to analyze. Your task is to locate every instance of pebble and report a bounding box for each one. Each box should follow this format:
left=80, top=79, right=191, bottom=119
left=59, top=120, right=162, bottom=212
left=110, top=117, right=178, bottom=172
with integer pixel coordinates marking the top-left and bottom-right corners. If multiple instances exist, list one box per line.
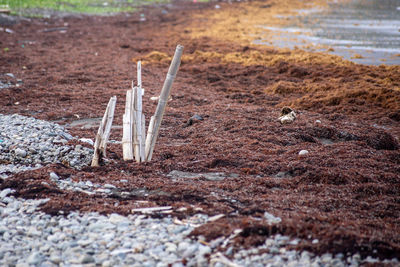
left=264, top=211, right=282, bottom=224
left=0, top=114, right=93, bottom=179
left=0, top=188, right=14, bottom=199
left=298, top=149, right=309, bottom=156
left=14, top=148, right=27, bottom=157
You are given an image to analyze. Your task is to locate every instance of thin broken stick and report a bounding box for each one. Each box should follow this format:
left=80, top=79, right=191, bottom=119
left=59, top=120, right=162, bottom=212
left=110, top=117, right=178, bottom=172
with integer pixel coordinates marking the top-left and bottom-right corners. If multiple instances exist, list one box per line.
left=91, top=96, right=117, bottom=167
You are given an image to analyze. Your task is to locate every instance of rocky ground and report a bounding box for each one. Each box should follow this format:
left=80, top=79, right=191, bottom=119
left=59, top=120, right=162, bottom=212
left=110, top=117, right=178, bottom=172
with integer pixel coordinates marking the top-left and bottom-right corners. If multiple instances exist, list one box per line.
left=0, top=0, right=399, bottom=266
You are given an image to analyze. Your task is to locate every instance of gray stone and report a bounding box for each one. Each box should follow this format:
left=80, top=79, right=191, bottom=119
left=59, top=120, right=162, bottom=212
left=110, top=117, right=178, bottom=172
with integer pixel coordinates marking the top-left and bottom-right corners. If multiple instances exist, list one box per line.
left=0, top=188, right=14, bottom=199
left=78, top=254, right=95, bottom=264
left=49, top=253, right=62, bottom=264
left=14, top=148, right=27, bottom=158
left=27, top=251, right=43, bottom=265
left=182, top=244, right=198, bottom=258
left=167, top=170, right=228, bottom=181
left=198, top=244, right=211, bottom=256
left=49, top=172, right=59, bottom=181
left=264, top=212, right=282, bottom=224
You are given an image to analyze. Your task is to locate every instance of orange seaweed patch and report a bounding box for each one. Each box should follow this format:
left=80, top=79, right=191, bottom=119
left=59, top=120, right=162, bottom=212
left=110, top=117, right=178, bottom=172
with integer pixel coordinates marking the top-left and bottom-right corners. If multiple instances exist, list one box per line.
left=140, top=48, right=353, bottom=67
left=140, top=48, right=400, bottom=114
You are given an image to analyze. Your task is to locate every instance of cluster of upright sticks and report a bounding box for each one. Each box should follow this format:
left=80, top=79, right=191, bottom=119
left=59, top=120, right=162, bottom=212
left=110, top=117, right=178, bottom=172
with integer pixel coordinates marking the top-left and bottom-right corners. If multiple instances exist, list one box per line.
left=91, top=44, right=183, bottom=167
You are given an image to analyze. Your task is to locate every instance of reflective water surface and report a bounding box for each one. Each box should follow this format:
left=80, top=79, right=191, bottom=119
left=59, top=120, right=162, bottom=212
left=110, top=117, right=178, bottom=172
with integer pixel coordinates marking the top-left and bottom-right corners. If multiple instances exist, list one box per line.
left=255, top=0, right=400, bottom=65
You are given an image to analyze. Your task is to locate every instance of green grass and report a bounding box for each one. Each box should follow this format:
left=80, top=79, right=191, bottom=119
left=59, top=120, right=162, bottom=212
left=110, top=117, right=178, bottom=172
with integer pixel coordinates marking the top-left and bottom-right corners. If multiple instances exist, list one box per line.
left=0, top=0, right=166, bottom=16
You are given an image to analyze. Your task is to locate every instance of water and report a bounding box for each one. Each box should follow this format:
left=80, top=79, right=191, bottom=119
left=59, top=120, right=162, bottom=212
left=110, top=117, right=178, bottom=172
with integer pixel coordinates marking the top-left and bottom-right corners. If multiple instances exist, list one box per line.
left=255, top=0, right=400, bottom=65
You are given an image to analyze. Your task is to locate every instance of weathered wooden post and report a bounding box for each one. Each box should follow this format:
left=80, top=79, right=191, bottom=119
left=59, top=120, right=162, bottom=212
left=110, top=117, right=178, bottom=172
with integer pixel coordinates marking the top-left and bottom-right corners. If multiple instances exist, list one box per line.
left=91, top=96, right=117, bottom=167
left=133, top=61, right=144, bottom=162
left=122, top=89, right=134, bottom=160
left=123, top=61, right=146, bottom=162
left=145, top=44, right=183, bottom=161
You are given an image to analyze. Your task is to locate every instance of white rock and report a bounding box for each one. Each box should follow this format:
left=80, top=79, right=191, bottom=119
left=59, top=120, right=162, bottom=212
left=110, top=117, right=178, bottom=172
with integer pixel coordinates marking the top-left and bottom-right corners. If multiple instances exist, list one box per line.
left=0, top=188, right=14, bottom=199
left=264, top=212, right=282, bottom=224
left=27, top=252, right=42, bottom=265
left=109, top=213, right=128, bottom=224
left=14, top=148, right=27, bottom=157
left=104, top=184, right=116, bottom=189
left=79, top=138, right=94, bottom=146
left=49, top=253, right=62, bottom=264
left=278, top=111, right=297, bottom=125
left=49, top=172, right=59, bottom=180
left=298, top=150, right=309, bottom=156
left=198, top=244, right=211, bottom=256
left=77, top=239, right=92, bottom=246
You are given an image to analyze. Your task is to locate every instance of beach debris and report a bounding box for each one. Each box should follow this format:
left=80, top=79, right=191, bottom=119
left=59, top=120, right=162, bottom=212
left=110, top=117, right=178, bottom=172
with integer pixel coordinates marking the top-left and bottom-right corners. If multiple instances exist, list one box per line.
left=278, top=106, right=296, bottom=124
left=132, top=206, right=172, bottom=214
left=167, top=170, right=237, bottom=181
left=221, top=229, right=242, bottom=248
left=150, top=95, right=172, bottom=102
left=184, top=114, right=203, bottom=127
left=264, top=212, right=282, bottom=225
left=298, top=149, right=309, bottom=156
left=208, top=214, right=225, bottom=222
left=210, top=252, right=241, bottom=267
left=91, top=96, right=117, bottom=167
left=79, top=138, right=94, bottom=146
left=0, top=27, right=13, bottom=34
left=41, top=27, right=68, bottom=33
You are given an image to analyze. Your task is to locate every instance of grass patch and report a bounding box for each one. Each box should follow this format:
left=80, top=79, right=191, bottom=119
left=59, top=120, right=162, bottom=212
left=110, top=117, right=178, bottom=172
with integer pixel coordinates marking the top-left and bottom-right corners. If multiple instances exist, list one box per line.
left=0, top=0, right=167, bottom=16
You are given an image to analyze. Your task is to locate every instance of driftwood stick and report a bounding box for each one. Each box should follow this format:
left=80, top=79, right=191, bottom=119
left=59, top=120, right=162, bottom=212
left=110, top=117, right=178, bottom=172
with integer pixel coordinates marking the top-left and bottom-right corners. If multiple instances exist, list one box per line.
left=132, top=87, right=140, bottom=162
left=132, top=61, right=145, bottom=162
left=122, top=90, right=134, bottom=160
left=134, top=86, right=143, bottom=162
left=100, top=96, right=116, bottom=157
left=141, top=113, right=146, bottom=162
left=145, top=116, right=155, bottom=160
left=91, top=96, right=116, bottom=167
left=137, top=61, right=142, bottom=89
left=145, top=44, right=183, bottom=161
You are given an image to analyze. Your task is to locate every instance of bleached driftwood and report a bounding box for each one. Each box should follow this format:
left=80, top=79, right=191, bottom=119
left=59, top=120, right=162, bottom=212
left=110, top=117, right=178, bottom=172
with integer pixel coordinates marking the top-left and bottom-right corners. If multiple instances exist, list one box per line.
left=123, top=61, right=146, bottom=163
left=132, top=206, right=172, bottom=214
left=145, top=44, right=184, bottom=161
left=91, top=96, right=117, bottom=167
left=144, top=115, right=155, bottom=160
left=133, top=61, right=146, bottom=162
left=122, top=90, right=134, bottom=160
left=134, top=85, right=143, bottom=162
left=100, top=96, right=116, bottom=157
left=210, top=252, right=241, bottom=267
left=141, top=113, right=146, bottom=161
left=137, top=61, right=142, bottom=90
